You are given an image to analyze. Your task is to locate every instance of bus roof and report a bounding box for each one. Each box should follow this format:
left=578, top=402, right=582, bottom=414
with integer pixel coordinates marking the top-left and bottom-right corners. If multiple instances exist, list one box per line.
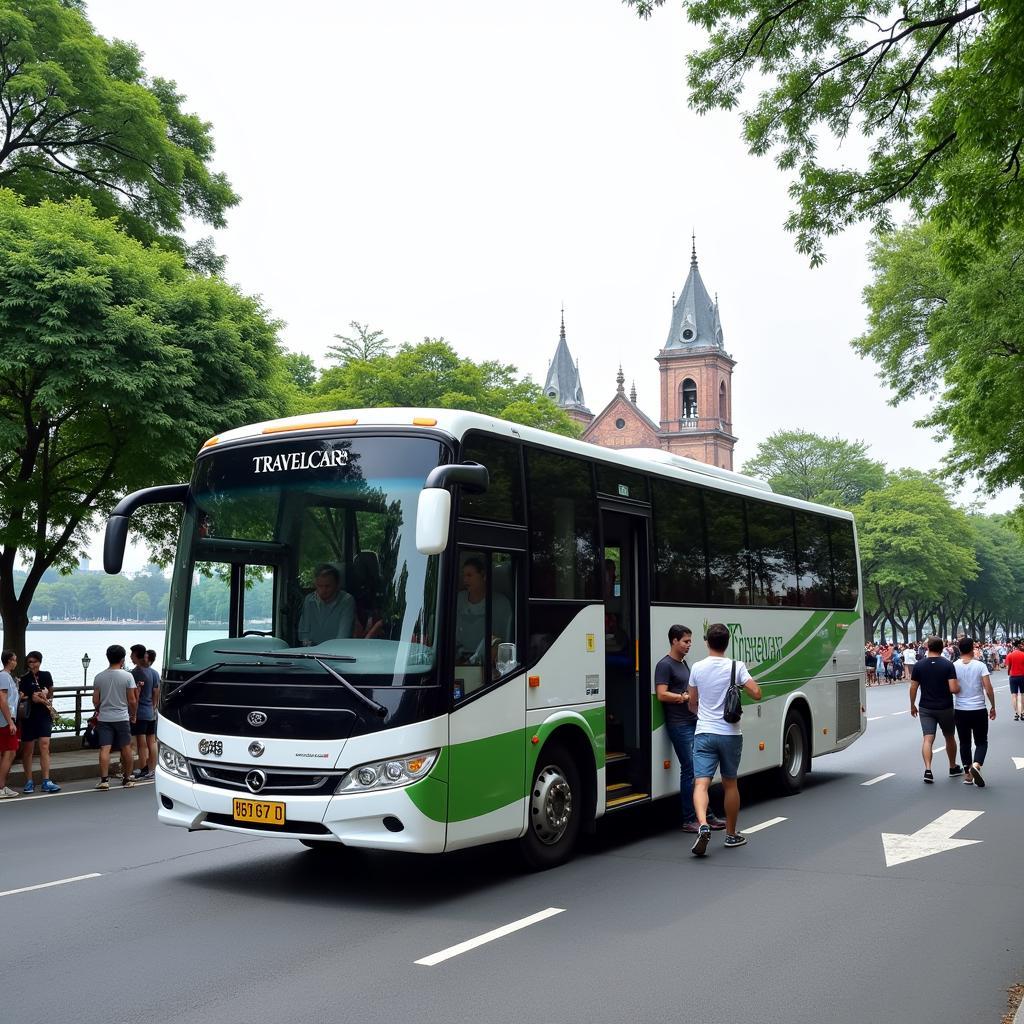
left=207, top=407, right=854, bottom=521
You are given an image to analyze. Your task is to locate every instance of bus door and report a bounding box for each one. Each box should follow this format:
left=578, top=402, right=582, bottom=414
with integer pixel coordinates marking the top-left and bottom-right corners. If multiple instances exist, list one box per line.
left=600, top=508, right=651, bottom=810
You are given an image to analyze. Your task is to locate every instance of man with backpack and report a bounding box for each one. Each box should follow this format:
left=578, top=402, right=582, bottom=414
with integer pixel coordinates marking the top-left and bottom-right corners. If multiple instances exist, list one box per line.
left=687, top=622, right=763, bottom=856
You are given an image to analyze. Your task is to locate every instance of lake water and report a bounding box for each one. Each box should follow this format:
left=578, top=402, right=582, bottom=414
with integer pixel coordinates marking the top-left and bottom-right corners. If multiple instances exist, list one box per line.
left=22, top=627, right=224, bottom=715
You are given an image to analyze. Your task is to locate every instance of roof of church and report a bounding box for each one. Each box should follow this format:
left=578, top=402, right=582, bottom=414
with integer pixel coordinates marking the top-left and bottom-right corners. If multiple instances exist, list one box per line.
left=663, top=237, right=726, bottom=353
left=543, top=310, right=590, bottom=412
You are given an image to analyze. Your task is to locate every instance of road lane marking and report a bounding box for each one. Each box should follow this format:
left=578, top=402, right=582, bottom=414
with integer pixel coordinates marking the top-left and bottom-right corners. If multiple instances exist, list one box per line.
left=415, top=908, right=565, bottom=966
left=1013, top=757, right=1024, bottom=770
left=0, top=873, right=101, bottom=898
left=867, top=716, right=886, bottom=721
left=881, top=810, right=983, bottom=867
left=862, top=773, right=895, bottom=786
left=743, top=816, right=786, bottom=834
left=0, top=780, right=154, bottom=806
left=891, top=710, right=909, bottom=715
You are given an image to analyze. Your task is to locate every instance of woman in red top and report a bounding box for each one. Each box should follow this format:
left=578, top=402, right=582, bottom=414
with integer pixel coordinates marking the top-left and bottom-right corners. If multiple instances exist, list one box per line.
left=1005, top=639, right=1024, bottom=721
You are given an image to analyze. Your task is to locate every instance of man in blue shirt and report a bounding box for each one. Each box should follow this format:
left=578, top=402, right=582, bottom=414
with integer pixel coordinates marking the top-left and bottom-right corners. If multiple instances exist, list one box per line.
left=129, top=644, right=160, bottom=780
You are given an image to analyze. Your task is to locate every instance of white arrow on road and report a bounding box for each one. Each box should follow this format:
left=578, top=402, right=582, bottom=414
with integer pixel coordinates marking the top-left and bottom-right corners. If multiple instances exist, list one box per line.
left=881, top=810, right=984, bottom=867
left=1013, top=757, right=1024, bottom=770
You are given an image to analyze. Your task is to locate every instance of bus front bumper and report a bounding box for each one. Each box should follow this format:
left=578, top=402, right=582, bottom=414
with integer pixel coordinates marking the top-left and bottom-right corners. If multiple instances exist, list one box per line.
left=155, top=767, right=447, bottom=853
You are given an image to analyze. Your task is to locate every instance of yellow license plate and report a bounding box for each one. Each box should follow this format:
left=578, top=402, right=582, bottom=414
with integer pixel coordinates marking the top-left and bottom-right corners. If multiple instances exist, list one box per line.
left=232, top=798, right=285, bottom=826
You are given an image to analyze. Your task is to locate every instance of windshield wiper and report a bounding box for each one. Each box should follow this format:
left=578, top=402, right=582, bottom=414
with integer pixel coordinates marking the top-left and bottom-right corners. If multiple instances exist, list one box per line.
left=212, top=649, right=386, bottom=718
left=163, top=662, right=227, bottom=709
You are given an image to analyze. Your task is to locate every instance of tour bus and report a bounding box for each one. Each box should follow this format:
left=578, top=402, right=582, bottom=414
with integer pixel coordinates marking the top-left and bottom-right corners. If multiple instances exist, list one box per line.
left=104, top=408, right=865, bottom=868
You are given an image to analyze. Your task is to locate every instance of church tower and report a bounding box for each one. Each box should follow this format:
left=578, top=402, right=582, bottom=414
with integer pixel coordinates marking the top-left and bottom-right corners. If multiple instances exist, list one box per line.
left=656, top=238, right=736, bottom=469
left=543, top=310, right=593, bottom=429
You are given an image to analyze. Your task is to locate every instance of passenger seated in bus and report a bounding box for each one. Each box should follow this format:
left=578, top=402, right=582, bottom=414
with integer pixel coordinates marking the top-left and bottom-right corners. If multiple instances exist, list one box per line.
left=298, top=564, right=384, bottom=645
left=455, top=555, right=512, bottom=667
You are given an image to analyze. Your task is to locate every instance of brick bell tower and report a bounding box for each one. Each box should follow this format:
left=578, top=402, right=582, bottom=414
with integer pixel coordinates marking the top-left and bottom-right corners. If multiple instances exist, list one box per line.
left=656, top=236, right=737, bottom=470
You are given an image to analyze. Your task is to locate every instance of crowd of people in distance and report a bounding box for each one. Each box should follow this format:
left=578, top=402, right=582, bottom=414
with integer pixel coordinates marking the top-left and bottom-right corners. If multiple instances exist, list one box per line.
left=0, top=643, right=161, bottom=798
left=865, top=638, right=1014, bottom=685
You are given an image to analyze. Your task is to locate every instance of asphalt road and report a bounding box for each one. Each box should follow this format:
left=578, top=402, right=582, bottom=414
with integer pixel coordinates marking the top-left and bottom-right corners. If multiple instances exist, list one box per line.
left=5, top=678, right=1023, bottom=1024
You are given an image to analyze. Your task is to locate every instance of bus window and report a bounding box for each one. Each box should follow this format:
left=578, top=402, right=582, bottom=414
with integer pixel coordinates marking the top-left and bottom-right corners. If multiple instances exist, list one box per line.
left=525, top=449, right=599, bottom=600
left=748, top=501, right=798, bottom=606
left=651, top=479, right=706, bottom=603
left=184, top=561, right=275, bottom=662
left=796, top=511, right=832, bottom=607
left=705, top=490, right=751, bottom=605
left=830, top=519, right=859, bottom=609
left=460, top=434, right=524, bottom=524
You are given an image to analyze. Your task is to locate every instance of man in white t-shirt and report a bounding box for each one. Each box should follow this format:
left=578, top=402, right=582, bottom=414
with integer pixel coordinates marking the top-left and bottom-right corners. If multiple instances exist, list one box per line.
left=687, top=622, right=762, bottom=856
left=953, top=636, right=996, bottom=787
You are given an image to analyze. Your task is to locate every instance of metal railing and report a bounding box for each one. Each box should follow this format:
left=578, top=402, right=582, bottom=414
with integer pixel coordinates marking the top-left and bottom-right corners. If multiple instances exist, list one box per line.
left=49, top=686, right=96, bottom=736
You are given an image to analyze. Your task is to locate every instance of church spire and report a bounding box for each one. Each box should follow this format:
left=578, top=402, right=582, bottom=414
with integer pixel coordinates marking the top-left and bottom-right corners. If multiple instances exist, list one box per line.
left=616, top=365, right=625, bottom=394
left=543, top=309, right=590, bottom=413
left=663, top=234, right=726, bottom=354
left=629, top=380, right=637, bottom=404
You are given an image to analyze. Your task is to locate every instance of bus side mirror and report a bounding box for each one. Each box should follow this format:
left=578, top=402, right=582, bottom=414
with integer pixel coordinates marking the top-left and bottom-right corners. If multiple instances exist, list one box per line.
left=416, top=489, right=452, bottom=555
left=103, top=483, right=189, bottom=574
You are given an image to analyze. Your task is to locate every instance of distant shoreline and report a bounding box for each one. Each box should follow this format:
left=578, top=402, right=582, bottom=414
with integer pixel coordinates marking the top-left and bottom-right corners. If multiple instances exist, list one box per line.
left=24, top=621, right=232, bottom=631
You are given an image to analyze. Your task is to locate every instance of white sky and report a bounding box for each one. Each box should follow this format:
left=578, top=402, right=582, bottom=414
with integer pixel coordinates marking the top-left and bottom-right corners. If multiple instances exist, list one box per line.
left=82, top=0, right=1018, bottom=570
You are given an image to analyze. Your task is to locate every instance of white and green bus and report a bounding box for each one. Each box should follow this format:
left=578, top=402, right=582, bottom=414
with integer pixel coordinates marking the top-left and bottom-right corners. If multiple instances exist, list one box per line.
left=104, top=408, right=865, bottom=868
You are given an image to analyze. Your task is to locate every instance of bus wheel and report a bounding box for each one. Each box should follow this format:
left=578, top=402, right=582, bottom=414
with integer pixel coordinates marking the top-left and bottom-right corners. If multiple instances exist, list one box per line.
left=775, top=710, right=809, bottom=795
left=520, top=743, right=581, bottom=870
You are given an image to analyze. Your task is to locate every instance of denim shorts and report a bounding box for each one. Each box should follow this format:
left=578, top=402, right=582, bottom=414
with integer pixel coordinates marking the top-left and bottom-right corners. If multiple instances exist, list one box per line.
left=693, top=732, right=743, bottom=780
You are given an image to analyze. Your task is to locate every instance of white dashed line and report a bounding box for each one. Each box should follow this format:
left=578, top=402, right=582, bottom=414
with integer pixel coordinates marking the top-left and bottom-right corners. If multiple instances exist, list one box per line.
left=867, top=716, right=886, bottom=721
left=891, top=710, right=910, bottom=716
left=743, top=816, right=787, bottom=834
left=0, top=873, right=101, bottom=898
left=415, top=908, right=565, bottom=966
left=862, top=773, right=895, bottom=786
left=0, top=780, right=153, bottom=806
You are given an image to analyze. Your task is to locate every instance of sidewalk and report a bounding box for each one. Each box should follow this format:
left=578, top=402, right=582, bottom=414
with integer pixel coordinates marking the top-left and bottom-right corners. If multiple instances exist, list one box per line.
left=7, top=736, right=133, bottom=788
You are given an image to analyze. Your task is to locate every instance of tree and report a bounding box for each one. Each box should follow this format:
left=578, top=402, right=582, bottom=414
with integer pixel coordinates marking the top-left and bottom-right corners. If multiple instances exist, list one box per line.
left=0, top=0, right=238, bottom=244
left=313, top=338, right=580, bottom=436
left=132, top=590, right=150, bottom=621
left=854, top=220, right=1024, bottom=491
left=282, top=349, right=318, bottom=389
left=627, top=0, right=1024, bottom=264
left=327, top=321, right=391, bottom=366
left=741, top=429, right=886, bottom=508
left=0, top=191, right=288, bottom=656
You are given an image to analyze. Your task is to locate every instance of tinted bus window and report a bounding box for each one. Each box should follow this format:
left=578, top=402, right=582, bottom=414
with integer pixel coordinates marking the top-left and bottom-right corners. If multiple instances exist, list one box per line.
left=748, top=501, right=798, bottom=606
left=830, top=519, right=859, bottom=609
left=596, top=464, right=649, bottom=503
left=651, top=479, right=706, bottom=603
left=796, top=511, right=833, bottom=607
left=460, top=434, right=524, bottom=524
left=705, top=490, right=750, bottom=605
left=525, top=449, right=599, bottom=600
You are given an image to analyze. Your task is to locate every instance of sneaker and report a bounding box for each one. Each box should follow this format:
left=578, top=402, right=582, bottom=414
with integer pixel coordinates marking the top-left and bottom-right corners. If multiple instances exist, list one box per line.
left=948, top=764, right=963, bottom=777
left=41, top=779, right=61, bottom=793
left=131, top=768, right=145, bottom=779
left=121, top=777, right=136, bottom=788
left=95, top=779, right=110, bottom=790
left=923, top=769, right=934, bottom=783
left=0, top=788, right=13, bottom=799
left=142, top=771, right=155, bottom=781
left=706, top=813, right=727, bottom=831
left=971, top=762, right=985, bottom=788
left=962, top=776, right=974, bottom=785
left=723, top=833, right=748, bottom=848
left=691, top=823, right=712, bottom=857
left=22, top=779, right=34, bottom=794
left=681, top=821, right=701, bottom=834
left=1015, top=714, right=1020, bottom=721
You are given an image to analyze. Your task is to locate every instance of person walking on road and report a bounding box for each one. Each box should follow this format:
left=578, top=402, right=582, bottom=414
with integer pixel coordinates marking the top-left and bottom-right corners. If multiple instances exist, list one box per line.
left=655, top=625, right=726, bottom=835
left=19, top=651, right=60, bottom=794
left=1006, top=638, right=1024, bottom=721
left=92, top=645, right=138, bottom=790
left=129, top=644, right=159, bottom=780
left=909, top=636, right=962, bottom=783
left=953, top=636, right=997, bottom=787
left=0, top=650, right=21, bottom=798
left=687, top=622, right=762, bottom=856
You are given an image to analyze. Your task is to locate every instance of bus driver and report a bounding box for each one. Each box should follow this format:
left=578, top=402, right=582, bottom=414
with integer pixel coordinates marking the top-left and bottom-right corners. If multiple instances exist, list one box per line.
left=298, top=564, right=357, bottom=645
left=455, top=556, right=512, bottom=668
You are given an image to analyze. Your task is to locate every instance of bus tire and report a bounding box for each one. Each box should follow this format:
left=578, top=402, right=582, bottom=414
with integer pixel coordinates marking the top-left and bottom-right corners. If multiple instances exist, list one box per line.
left=519, top=742, right=582, bottom=871
left=775, top=709, right=810, bottom=795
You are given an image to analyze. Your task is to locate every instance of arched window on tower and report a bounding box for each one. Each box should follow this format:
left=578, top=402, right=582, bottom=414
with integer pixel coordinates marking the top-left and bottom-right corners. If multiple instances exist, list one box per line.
left=719, top=381, right=727, bottom=423
left=680, top=378, right=698, bottom=422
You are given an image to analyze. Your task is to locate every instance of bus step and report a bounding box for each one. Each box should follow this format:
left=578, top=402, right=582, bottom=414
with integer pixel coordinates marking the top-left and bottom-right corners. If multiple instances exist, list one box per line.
left=605, top=751, right=629, bottom=765
left=606, top=790, right=650, bottom=809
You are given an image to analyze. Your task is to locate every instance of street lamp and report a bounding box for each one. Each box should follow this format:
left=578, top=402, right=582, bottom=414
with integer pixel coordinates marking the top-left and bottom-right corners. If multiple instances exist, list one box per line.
left=81, top=652, right=91, bottom=687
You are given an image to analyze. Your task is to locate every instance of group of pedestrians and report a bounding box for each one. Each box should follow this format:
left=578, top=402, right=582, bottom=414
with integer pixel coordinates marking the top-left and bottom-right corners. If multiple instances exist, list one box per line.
left=655, top=622, right=762, bottom=857
left=868, top=638, right=1015, bottom=686
left=909, top=636, right=1005, bottom=787
left=0, top=643, right=160, bottom=798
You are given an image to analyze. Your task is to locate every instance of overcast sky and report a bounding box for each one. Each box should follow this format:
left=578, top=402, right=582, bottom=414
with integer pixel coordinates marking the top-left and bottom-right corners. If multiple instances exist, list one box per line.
left=83, top=0, right=1017, bottom=568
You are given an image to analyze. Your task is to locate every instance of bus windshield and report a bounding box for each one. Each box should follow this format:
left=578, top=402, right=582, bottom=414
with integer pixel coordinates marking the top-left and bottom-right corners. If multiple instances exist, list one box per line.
left=165, top=434, right=447, bottom=687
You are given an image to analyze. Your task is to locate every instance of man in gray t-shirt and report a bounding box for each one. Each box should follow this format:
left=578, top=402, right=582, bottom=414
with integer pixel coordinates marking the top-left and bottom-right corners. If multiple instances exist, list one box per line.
left=91, top=644, right=138, bottom=789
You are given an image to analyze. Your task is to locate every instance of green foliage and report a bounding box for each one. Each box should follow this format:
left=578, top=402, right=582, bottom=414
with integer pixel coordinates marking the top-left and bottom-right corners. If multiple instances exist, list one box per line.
left=854, top=220, right=1024, bottom=491
left=311, top=338, right=581, bottom=437
left=327, top=321, right=392, bottom=366
left=741, top=429, right=886, bottom=507
left=281, top=349, right=319, bottom=390
left=0, top=190, right=288, bottom=649
left=0, top=0, right=238, bottom=243
left=626, top=0, right=1024, bottom=265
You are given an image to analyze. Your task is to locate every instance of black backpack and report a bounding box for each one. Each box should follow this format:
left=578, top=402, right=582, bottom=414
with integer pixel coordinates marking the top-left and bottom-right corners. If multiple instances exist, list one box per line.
left=723, top=660, right=743, bottom=724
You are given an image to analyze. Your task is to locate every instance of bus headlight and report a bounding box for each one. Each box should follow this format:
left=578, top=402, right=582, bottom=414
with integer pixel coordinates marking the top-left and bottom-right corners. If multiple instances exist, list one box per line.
left=158, top=742, right=191, bottom=780
left=336, top=750, right=438, bottom=794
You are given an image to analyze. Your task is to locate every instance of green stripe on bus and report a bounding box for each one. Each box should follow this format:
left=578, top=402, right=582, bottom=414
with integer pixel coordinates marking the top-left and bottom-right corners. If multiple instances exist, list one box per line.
left=747, top=610, right=830, bottom=677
